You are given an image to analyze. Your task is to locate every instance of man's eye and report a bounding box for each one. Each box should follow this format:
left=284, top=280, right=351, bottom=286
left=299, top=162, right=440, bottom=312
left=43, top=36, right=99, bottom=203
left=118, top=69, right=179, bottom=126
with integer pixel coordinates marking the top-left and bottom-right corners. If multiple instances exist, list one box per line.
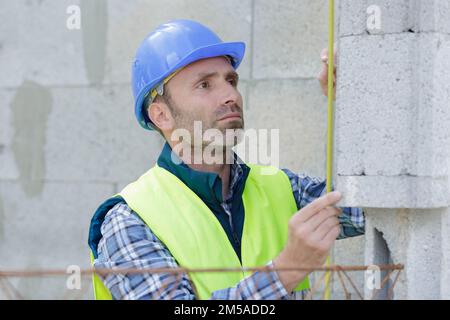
left=228, top=79, right=237, bottom=86
left=198, top=81, right=209, bottom=89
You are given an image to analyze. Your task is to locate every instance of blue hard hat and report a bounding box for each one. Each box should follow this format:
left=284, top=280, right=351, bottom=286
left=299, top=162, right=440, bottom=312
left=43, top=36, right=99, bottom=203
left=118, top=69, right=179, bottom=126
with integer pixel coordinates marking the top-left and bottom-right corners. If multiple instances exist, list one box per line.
left=131, top=19, right=246, bottom=130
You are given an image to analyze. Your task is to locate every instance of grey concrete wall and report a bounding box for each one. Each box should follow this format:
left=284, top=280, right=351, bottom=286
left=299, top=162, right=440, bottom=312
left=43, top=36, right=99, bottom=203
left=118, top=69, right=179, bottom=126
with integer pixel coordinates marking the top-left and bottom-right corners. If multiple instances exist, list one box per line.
left=0, top=0, right=364, bottom=299
left=336, top=0, right=450, bottom=299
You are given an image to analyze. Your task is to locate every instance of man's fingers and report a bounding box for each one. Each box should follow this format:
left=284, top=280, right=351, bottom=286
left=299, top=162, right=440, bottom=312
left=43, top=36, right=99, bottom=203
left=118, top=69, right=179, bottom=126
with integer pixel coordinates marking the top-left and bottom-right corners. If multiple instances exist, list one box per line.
left=321, top=48, right=328, bottom=62
left=320, top=47, right=337, bottom=63
left=318, top=64, right=327, bottom=78
left=305, top=207, right=340, bottom=231
left=321, top=224, right=340, bottom=245
left=317, top=67, right=327, bottom=84
left=294, top=191, right=342, bottom=223
left=312, top=215, right=340, bottom=241
left=318, top=59, right=336, bottom=86
left=305, top=191, right=342, bottom=217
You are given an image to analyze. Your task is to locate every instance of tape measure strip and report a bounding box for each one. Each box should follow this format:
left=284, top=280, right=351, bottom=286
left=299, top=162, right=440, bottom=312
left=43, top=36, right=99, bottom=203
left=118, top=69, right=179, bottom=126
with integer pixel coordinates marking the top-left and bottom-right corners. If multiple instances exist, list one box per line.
left=324, top=0, right=335, bottom=301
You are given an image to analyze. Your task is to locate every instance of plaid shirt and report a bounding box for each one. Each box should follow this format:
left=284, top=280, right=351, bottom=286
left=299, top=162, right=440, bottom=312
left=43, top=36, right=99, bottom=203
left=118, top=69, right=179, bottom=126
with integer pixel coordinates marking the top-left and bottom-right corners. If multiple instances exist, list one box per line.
left=94, top=162, right=365, bottom=300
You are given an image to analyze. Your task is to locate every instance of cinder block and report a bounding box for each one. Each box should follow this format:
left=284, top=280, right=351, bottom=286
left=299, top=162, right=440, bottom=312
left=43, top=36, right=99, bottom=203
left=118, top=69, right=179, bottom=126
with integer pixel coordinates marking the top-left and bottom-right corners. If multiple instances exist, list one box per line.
left=0, top=0, right=87, bottom=88
left=336, top=175, right=450, bottom=208
left=339, top=0, right=411, bottom=36
left=253, top=0, right=330, bottom=79
left=429, top=33, right=450, bottom=178
left=338, top=0, right=368, bottom=36
left=441, top=209, right=450, bottom=299
left=338, top=0, right=450, bottom=36
left=244, top=79, right=328, bottom=177
left=103, top=0, right=252, bottom=84
left=418, top=0, right=450, bottom=34
left=336, top=33, right=415, bottom=177
left=364, top=208, right=443, bottom=299
left=0, top=88, right=19, bottom=180
left=335, top=33, right=450, bottom=208
left=0, top=180, right=114, bottom=299
left=406, top=209, right=443, bottom=299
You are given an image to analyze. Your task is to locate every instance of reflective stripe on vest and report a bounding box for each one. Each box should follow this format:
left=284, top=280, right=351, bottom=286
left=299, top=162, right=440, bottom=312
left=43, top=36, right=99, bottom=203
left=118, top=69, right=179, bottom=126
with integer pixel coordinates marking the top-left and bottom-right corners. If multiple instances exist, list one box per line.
left=91, top=163, right=309, bottom=299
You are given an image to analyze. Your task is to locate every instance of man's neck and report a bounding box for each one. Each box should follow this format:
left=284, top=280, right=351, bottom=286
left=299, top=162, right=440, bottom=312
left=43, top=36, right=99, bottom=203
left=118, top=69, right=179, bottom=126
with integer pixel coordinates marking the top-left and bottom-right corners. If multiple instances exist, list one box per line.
left=190, top=161, right=230, bottom=201
left=169, top=141, right=234, bottom=201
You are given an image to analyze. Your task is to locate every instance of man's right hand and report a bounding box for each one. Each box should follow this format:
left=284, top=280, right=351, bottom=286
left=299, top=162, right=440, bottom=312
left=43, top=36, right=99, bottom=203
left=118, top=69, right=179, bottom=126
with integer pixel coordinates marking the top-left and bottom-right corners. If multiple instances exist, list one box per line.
left=273, top=191, right=342, bottom=293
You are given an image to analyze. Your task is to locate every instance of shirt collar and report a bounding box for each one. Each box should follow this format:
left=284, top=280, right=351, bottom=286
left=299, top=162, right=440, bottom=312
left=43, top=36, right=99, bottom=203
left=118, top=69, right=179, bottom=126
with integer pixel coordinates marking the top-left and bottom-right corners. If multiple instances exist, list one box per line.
left=156, top=142, right=247, bottom=207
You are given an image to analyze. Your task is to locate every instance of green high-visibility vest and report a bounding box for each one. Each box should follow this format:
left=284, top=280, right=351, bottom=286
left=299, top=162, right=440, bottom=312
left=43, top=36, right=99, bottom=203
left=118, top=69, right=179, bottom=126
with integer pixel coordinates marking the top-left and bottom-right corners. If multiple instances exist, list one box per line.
left=91, top=163, right=310, bottom=299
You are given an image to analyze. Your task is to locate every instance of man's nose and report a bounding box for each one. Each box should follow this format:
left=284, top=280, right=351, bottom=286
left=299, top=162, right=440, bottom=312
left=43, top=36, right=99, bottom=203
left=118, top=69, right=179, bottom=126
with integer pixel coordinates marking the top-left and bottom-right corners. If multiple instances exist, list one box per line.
left=221, top=84, right=240, bottom=110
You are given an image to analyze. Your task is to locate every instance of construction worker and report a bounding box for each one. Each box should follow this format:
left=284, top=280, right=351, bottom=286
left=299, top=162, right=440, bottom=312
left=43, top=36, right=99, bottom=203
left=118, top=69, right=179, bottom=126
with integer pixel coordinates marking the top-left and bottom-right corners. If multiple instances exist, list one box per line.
left=88, top=19, right=364, bottom=300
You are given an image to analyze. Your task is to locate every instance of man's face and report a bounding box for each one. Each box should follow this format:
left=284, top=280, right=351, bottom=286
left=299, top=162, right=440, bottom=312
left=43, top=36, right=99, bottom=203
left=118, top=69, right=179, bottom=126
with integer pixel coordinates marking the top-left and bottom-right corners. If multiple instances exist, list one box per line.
left=162, top=56, right=244, bottom=145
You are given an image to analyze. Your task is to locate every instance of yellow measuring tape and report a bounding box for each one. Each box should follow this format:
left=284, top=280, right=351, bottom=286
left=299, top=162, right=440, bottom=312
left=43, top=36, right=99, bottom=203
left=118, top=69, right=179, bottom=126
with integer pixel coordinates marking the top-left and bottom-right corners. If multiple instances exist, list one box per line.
left=324, top=0, right=335, bottom=300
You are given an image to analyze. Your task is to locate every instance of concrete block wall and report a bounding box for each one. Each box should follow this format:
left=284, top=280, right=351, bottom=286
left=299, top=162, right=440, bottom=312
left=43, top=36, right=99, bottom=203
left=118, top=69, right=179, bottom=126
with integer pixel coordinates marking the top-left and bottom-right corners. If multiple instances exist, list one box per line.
left=335, top=0, right=450, bottom=299
left=0, top=0, right=364, bottom=299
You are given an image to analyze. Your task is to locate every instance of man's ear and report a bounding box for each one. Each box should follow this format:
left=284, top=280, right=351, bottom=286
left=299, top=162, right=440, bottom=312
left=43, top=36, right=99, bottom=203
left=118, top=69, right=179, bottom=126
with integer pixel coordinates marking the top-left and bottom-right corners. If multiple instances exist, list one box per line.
left=148, top=102, right=174, bottom=132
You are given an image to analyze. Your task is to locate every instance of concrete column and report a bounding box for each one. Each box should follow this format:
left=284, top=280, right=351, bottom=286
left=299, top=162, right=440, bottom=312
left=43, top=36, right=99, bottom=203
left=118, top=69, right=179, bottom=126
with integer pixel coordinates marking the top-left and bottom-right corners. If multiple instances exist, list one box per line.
left=335, top=0, right=450, bottom=299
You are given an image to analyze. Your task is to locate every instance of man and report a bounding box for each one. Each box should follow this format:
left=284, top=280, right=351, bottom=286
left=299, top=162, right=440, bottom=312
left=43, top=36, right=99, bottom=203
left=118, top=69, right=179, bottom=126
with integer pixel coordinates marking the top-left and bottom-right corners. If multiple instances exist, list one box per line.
left=88, top=19, right=364, bottom=300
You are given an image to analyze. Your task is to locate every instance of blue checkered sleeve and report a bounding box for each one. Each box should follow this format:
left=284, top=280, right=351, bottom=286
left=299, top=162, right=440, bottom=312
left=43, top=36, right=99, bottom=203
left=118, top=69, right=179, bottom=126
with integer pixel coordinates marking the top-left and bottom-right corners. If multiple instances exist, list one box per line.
left=94, top=202, right=299, bottom=300
left=281, top=168, right=365, bottom=239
